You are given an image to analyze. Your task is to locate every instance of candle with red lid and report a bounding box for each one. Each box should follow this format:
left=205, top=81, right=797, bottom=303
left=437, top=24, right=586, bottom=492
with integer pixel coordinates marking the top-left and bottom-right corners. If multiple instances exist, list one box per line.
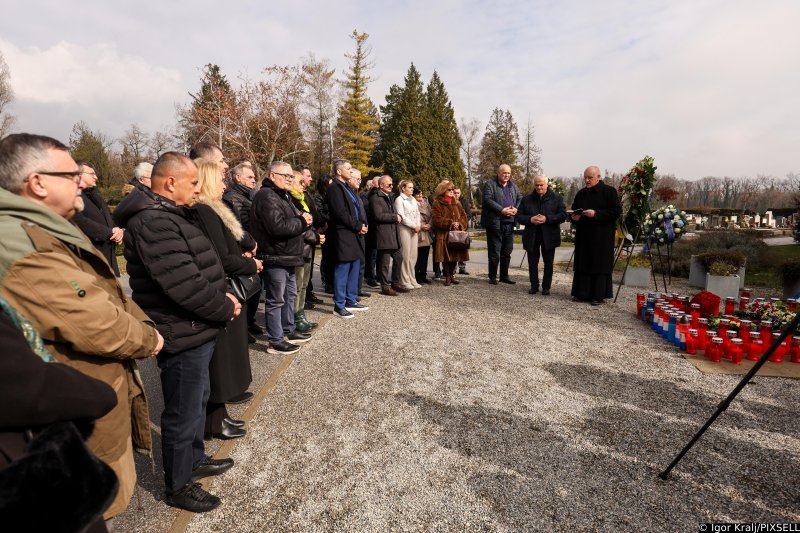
left=739, top=297, right=750, bottom=311
left=724, top=297, right=735, bottom=315
left=704, top=330, right=717, bottom=358
left=769, top=332, right=785, bottom=363
left=730, top=338, right=743, bottom=364
left=686, top=329, right=698, bottom=355
left=760, top=320, right=773, bottom=341
left=740, top=287, right=751, bottom=299
left=791, top=337, right=800, bottom=363
left=746, top=332, right=762, bottom=361
left=636, top=293, right=645, bottom=319
left=697, top=318, right=709, bottom=350
left=709, top=337, right=723, bottom=363
left=689, top=303, right=700, bottom=328
left=723, top=330, right=737, bottom=359
left=787, top=299, right=797, bottom=312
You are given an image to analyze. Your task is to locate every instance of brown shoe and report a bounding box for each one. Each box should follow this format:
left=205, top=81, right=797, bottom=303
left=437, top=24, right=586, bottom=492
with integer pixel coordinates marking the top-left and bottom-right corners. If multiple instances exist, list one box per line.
left=450, top=277, right=460, bottom=285
left=381, top=287, right=398, bottom=296
left=391, top=285, right=410, bottom=293
left=443, top=277, right=452, bottom=287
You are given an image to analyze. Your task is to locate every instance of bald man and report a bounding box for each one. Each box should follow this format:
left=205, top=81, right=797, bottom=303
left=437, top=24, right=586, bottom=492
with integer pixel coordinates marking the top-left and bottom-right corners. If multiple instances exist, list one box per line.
left=569, top=166, right=621, bottom=305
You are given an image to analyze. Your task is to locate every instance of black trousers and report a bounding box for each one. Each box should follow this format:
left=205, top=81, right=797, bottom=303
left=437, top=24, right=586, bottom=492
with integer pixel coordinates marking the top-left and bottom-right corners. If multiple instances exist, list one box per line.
left=415, top=246, right=431, bottom=281
left=377, top=248, right=402, bottom=289
left=487, top=223, right=515, bottom=280
left=527, top=243, right=556, bottom=290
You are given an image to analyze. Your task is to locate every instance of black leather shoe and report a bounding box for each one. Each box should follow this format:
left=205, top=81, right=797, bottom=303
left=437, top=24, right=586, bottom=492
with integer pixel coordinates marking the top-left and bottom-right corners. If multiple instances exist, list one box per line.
left=204, top=425, right=246, bottom=440
left=303, top=300, right=316, bottom=310
left=459, top=269, right=470, bottom=275
left=190, top=456, right=234, bottom=481
left=489, top=279, right=498, bottom=285
left=248, top=333, right=256, bottom=344
left=248, top=324, right=265, bottom=335
left=365, top=280, right=380, bottom=288
left=358, top=291, right=371, bottom=298
left=529, top=287, right=539, bottom=294
left=227, top=391, right=253, bottom=405
left=224, top=417, right=245, bottom=428
left=165, top=482, right=220, bottom=512
left=500, top=278, right=516, bottom=285
left=286, top=331, right=312, bottom=345
left=541, top=289, right=550, bottom=295
left=308, top=293, right=323, bottom=304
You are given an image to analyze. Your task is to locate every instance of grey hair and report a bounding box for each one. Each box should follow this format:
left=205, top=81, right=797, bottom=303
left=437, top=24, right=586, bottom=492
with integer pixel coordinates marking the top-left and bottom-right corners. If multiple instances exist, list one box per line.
left=269, top=160, right=290, bottom=173
left=134, top=162, right=153, bottom=180
left=332, top=159, right=350, bottom=176
left=534, top=174, right=549, bottom=184
left=0, top=133, right=70, bottom=194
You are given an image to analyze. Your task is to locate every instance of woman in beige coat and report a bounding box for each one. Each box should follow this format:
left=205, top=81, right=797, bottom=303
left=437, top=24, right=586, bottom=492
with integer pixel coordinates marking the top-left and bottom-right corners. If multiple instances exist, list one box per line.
left=394, top=180, right=422, bottom=289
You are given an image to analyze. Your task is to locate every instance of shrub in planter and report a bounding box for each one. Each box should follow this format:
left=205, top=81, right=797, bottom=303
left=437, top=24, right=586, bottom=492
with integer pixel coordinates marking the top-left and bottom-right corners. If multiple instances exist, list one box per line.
left=660, top=230, right=766, bottom=278
left=696, top=250, right=746, bottom=272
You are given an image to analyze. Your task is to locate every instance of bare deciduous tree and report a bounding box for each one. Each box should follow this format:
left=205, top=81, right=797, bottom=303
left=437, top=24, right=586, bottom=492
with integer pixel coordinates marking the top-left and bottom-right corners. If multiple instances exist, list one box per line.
left=459, top=117, right=481, bottom=203
left=0, top=51, right=16, bottom=137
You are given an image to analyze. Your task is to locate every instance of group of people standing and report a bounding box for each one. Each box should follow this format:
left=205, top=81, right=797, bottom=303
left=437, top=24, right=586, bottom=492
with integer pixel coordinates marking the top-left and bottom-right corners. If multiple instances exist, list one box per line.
left=0, top=129, right=621, bottom=530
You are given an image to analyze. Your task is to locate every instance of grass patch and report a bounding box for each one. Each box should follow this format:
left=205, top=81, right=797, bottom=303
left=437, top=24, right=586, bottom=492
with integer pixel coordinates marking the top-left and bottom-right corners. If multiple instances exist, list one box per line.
left=745, top=244, right=800, bottom=289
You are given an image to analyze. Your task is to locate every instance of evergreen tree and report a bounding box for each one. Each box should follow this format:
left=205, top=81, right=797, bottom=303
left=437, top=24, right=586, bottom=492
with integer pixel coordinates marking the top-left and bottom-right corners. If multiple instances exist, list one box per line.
left=476, top=108, right=523, bottom=184
left=336, top=30, right=380, bottom=176
left=69, top=121, right=111, bottom=184
left=425, top=71, right=465, bottom=191
left=374, top=63, right=430, bottom=189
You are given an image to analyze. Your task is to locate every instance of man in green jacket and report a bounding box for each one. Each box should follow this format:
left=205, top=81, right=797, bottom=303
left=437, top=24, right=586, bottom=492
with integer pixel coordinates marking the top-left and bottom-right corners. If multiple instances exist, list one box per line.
left=0, top=133, right=163, bottom=519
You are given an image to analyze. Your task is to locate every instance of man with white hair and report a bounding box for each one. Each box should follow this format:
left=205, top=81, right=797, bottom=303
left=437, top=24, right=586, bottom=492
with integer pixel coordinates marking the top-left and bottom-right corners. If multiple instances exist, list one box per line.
left=481, top=163, right=521, bottom=284
left=516, top=175, right=567, bottom=295
left=131, top=161, right=153, bottom=190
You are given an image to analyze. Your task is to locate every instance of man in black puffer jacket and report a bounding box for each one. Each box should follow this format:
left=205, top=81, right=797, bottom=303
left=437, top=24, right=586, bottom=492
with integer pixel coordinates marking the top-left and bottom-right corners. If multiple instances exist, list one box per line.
left=114, top=152, right=240, bottom=514
left=250, top=161, right=313, bottom=355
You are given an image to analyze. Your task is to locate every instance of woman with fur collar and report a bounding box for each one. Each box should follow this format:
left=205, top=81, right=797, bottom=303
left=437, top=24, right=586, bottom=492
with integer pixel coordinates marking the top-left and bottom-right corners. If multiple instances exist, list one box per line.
left=194, top=160, right=262, bottom=440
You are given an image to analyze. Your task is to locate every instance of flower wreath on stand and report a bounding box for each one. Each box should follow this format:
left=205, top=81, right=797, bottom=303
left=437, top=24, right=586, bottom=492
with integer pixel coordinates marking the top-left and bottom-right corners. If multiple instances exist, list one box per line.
left=548, top=178, right=566, bottom=196
left=618, top=156, right=657, bottom=239
left=642, top=206, right=690, bottom=248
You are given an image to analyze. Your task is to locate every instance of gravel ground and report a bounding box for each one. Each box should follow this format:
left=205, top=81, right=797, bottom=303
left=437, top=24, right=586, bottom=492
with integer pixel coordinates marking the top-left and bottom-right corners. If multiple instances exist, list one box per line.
left=147, top=265, right=800, bottom=532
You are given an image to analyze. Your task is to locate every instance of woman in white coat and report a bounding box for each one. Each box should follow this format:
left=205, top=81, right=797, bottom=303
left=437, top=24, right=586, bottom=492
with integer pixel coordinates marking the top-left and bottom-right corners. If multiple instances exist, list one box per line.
left=394, top=179, right=422, bottom=289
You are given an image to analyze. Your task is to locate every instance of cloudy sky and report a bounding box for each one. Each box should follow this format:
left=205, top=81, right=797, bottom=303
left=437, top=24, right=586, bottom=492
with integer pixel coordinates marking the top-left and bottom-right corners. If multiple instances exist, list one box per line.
left=1, top=0, right=798, bottom=179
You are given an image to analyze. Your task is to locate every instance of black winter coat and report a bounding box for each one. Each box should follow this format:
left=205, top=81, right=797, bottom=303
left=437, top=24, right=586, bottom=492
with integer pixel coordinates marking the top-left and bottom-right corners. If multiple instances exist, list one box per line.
left=367, top=188, right=400, bottom=251
left=114, top=187, right=235, bottom=353
left=250, top=179, right=307, bottom=268
left=195, top=202, right=254, bottom=403
left=222, top=182, right=254, bottom=231
left=516, top=189, right=567, bottom=251
left=73, top=187, right=119, bottom=276
left=326, top=179, right=366, bottom=263
left=571, top=181, right=622, bottom=275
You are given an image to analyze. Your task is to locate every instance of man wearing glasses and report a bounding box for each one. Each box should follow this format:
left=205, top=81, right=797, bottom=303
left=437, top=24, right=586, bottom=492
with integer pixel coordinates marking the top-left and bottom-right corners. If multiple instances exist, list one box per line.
left=223, top=162, right=262, bottom=337
left=72, top=161, right=124, bottom=276
left=0, top=133, right=164, bottom=519
left=250, top=161, right=314, bottom=353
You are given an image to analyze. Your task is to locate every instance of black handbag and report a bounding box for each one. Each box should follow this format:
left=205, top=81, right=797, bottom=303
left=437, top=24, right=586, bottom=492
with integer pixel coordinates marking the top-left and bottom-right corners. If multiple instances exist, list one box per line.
left=227, top=273, right=261, bottom=303
left=447, top=229, right=471, bottom=251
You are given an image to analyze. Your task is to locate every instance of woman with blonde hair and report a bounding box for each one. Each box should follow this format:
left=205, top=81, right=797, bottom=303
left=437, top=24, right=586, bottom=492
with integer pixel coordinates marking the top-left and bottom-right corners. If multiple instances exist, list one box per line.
left=194, top=160, right=262, bottom=439
left=394, top=179, right=422, bottom=289
left=431, top=180, right=469, bottom=286
left=288, top=170, right=323, bottom=331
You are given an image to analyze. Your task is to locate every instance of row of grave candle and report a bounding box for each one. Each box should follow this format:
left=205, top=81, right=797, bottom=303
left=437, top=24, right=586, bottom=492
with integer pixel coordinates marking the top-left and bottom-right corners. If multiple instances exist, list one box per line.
left=635, top=290, right=798, bottom=318
left=635, top=293, right=800, bottom=364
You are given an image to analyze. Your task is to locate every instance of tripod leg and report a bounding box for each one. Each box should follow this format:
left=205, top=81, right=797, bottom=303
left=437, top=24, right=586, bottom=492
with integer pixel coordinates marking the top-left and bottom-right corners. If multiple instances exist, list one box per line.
left=659, top=312, right=800, bottom=480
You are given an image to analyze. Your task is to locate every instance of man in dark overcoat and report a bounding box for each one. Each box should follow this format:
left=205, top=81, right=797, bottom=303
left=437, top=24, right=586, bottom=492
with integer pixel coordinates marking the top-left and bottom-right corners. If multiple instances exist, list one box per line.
left=72, top=162, right=123, bottom=276
left=516, top=175, right=567, bottom=295
left=569, top=165, right=622, bottom=304
left=326, top=159, right=369, bottom=318
left=368, top=175, right=403, bottom=296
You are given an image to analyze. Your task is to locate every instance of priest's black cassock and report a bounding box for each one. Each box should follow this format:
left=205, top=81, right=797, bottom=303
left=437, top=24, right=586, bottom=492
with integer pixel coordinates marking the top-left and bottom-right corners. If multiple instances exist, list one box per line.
left=570, top=180, right=621, bottom=301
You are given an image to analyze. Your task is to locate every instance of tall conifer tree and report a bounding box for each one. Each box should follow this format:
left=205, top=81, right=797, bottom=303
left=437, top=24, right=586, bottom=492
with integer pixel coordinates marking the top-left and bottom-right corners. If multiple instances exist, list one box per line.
left=336, top=30, right=380, bottom=176
left=476, top=108, right=523, bottom=184
left=425, top=71, right=465, bottom=189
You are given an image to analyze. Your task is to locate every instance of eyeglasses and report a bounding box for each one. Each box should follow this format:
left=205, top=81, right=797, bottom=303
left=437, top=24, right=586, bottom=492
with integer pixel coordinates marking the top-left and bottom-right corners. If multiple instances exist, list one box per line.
left=25, top=170, right=82, bottom=185
left=446, top=188, right=455, bottom=191
left=272, top=172, right=294, bottom=181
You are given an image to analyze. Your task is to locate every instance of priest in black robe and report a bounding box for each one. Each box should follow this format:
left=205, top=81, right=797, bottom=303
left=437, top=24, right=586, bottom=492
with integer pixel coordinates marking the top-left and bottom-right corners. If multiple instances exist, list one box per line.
left=570, top=166, right=621, bottom=304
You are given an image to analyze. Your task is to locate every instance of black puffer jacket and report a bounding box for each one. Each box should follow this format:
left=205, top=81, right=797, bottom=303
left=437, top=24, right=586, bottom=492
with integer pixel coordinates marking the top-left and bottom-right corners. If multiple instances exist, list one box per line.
left=250, top=179, right=308, bottom=268
left=113, top=187, right=235, bottom=354
left=222, top=182, right=253, bottom=231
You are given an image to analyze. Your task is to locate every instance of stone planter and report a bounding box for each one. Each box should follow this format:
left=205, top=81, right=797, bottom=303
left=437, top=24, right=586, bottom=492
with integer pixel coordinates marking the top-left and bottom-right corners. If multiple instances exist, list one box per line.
left=783, top=277, right=800, bottom=300
left=691, top=255, right=746, bottom=289
left=706, top=274, right=740, bottom=300
left=622, top=266, right=651, bottom=288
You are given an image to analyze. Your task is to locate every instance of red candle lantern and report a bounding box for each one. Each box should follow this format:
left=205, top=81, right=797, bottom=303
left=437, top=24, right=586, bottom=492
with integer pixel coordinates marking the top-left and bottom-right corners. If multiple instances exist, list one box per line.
left=718, top=319, right=730, bottom=338
left=723, top=330, right=737, bottom=359
left=769, top=332, right=785, bottom=363
left=746, top=332, right=762, bottom=361
left=787, top=299, right=797, bottom=312
left=730, top=338, right=743, bottom=364
left=636, top=293, right=645, bottom=318
left=791, top=336, right=800, bottom=363
left=709, top=337, right=723, bottom=363
left=686, top=329, right=699, bottom=355
left=697, top=318, right=709, bottom=349
left=759, top=320, right=773, bottom=342
left=740, top=287, right=752, bottom=299
left=738, top=297, right=750, bottom=311
left=724, top=297, right=736, bottom=315
left=704, top=329, right=717, bottom=357
left=689, top=303, right=701, bottom=328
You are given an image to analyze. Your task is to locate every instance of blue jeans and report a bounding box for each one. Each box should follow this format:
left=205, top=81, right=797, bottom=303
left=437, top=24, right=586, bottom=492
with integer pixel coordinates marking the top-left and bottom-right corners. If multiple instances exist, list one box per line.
left=157, top=339, right=216, bottom=495
left=487, top=223, right=515, bottom=280
left=334, top=259, right=361, bottom=308
left=262, top=266, right=297, bottom=345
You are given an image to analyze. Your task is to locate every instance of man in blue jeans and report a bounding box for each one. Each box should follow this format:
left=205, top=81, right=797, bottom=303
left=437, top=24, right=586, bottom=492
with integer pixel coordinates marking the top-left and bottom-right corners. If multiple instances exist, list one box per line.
left=250, top=161, right=314, bottom=353
left=481, top=163, right=521, bottom=284
left=115, top=152, right=240, bottom=512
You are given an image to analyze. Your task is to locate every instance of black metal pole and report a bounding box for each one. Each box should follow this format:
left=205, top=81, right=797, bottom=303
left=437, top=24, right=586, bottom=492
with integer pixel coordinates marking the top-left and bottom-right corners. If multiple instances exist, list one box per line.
left=658, top=311, right=800, bottom=480
left=614, top=225, right=641, bottom=303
